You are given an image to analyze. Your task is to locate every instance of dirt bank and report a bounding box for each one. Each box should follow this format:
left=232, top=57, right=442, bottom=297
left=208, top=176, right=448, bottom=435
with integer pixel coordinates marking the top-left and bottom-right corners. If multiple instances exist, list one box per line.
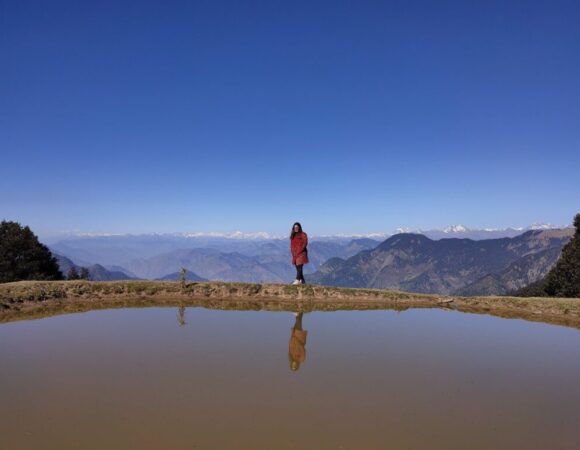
left=1, top=280, right=579, bottom=328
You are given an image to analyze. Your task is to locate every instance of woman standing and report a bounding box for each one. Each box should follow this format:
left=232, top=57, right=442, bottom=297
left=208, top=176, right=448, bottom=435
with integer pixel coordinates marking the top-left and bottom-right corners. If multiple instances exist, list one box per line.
left=290, top=222, right=309, bottom=285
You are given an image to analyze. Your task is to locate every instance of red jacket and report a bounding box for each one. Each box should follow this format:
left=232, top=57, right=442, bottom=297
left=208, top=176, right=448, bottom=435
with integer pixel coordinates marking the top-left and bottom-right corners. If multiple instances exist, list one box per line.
left=290, top=232, right=309, bottom=265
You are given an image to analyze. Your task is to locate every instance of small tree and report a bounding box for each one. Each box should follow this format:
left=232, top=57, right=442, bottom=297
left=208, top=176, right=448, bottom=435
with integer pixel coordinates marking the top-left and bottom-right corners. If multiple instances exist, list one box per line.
left=67, top=267, right=80, bottom=280
left=0, top=220, right=63, bottom=283
left=79, top=267, right=90, bottom=280
left=179, top=267, right=187, bottom=289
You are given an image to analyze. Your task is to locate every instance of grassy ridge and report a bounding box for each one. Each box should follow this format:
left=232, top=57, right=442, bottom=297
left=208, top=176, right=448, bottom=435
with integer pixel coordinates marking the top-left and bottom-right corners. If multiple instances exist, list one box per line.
left=1, top=280, right=579, bottom=328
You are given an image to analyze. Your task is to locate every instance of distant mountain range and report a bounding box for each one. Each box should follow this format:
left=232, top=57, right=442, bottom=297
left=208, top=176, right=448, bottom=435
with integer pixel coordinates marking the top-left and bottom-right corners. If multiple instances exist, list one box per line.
left=308, top=229, right=574, bottom=295
left=48, top=236, right=381, bottom=282
left=120, top=238, right=381, bottom=283
left=46, top=225, right=572, bottom=294
left=43, top=222, right=563, bottom=245
left=418, top=223, right=562, bottom=240
left=45, top=223, right=561, bottom=268
left=53, top=253, right=137, bottom=281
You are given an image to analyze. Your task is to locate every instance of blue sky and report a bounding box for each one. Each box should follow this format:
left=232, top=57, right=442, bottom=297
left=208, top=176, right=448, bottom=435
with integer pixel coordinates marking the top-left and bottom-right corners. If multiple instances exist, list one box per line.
left=1, top=0, right=579, bottom=237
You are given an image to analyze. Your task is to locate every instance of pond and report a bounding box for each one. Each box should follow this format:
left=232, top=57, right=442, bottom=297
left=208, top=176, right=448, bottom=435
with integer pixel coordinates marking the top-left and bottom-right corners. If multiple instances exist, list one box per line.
left=1, top=307, right=579, bottom=449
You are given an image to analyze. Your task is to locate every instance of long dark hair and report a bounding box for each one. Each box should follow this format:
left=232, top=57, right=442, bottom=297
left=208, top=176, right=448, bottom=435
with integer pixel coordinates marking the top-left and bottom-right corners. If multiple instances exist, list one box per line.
left=290, top=222, right=303, bottom=239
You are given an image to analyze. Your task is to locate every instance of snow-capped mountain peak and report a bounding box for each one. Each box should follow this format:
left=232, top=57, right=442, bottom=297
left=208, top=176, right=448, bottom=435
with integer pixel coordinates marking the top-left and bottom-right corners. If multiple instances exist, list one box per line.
left=442, top=224, right=468, bottom=233
left=393, top=227, right=420, bottom=234
left=528, top=223, right=559, bottom=230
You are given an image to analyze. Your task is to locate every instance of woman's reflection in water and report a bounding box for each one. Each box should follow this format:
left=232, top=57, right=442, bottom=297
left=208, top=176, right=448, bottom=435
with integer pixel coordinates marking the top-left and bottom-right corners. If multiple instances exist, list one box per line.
left=288, top=312, right=308, bottom=372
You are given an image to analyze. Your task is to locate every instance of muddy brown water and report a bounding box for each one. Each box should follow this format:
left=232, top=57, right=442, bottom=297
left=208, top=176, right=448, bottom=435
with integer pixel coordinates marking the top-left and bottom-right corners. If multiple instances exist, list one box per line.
left=1, top=307, right=579, bottom=450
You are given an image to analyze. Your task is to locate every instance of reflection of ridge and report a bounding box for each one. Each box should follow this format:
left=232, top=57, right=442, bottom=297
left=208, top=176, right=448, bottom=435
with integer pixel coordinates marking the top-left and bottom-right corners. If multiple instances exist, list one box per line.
left=177, top=306, right=186, bottom=327
left=3, top=295, right=578, bottom=330
left=289, top=312, right=308, bottom=372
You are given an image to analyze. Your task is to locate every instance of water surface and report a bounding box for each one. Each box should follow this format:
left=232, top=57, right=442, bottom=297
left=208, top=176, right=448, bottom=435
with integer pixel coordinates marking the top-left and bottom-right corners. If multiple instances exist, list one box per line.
left=1, top=307, right=579, bottom=449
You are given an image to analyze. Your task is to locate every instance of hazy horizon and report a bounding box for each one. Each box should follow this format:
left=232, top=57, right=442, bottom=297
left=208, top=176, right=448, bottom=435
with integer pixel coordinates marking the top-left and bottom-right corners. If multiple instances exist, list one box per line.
left=31, top=220, right=573, bottom=242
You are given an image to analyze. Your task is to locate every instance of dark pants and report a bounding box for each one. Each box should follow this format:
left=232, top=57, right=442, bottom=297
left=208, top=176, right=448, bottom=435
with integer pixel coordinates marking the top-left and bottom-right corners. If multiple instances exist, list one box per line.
left=295, top=264, right=305, bottom=282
